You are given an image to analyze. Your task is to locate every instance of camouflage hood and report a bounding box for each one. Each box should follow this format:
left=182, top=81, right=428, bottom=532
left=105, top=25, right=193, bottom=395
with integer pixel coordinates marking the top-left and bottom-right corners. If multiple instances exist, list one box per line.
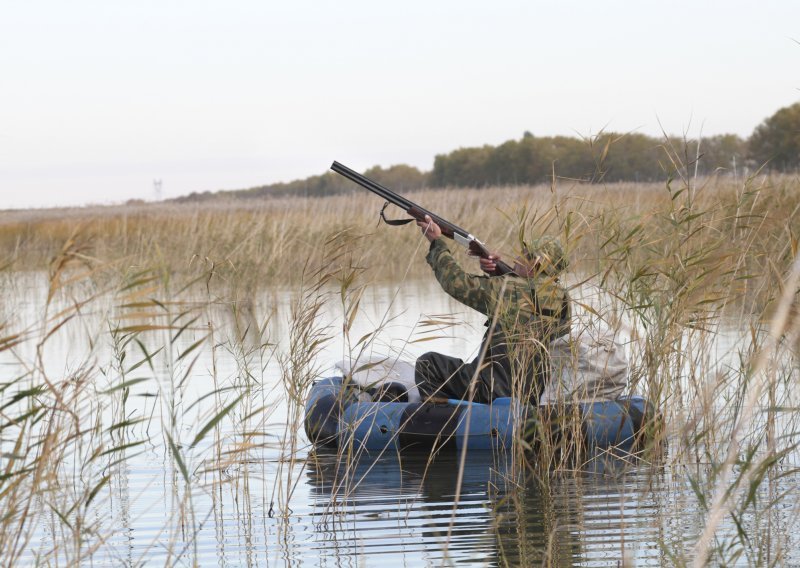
left=522, top=236, right=567, bottom=276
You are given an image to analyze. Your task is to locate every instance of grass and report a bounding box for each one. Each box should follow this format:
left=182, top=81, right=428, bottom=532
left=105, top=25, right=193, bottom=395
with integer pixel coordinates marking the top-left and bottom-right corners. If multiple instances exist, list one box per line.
left=2, top=173, right=795, bottom=296
left=0, top=165, right=798, bottom=565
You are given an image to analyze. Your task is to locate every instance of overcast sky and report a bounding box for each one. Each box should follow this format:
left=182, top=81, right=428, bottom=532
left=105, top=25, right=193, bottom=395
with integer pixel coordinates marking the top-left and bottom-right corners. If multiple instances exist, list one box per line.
left=2, top=1, right=798, bottom=209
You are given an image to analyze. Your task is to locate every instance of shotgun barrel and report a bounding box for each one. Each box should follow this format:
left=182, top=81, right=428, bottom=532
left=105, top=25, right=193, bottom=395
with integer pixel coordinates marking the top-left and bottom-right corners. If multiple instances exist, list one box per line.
left=330, top=161, right=514, bottom=276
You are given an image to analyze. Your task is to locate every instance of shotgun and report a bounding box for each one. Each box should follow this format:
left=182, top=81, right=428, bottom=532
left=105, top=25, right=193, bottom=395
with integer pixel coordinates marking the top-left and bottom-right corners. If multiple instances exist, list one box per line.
left=330, top=161, right=514, bottom=276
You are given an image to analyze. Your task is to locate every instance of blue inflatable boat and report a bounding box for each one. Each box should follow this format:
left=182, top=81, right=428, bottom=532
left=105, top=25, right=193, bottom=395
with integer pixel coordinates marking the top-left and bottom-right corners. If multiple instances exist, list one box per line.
left=304, top=376, right=659, bottom=453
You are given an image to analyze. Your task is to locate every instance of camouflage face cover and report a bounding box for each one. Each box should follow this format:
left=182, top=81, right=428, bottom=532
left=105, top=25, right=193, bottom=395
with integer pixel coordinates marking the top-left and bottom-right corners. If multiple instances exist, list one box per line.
left=523, top=236, right=567, bottom=275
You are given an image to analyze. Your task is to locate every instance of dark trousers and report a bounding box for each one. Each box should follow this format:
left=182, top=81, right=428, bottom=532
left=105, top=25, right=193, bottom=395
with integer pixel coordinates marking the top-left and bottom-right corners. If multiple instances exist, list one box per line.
left=414, top=351, right=513, bottom=404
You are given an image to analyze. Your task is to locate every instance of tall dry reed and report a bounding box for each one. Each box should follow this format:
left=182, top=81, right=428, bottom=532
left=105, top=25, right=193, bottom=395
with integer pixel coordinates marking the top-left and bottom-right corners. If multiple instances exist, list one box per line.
left=0, top=167, right=798, bottom=565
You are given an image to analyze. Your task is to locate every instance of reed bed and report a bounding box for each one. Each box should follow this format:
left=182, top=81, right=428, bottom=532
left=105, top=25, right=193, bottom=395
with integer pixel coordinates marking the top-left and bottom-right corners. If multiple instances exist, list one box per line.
left=2, top=173, right=795, bottom=300
left=0, top=169, right=798, bottom=565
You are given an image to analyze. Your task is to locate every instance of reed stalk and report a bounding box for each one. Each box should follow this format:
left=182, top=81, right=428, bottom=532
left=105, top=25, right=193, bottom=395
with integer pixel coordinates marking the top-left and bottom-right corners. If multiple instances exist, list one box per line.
left=0, top=168, right=797, bottom=565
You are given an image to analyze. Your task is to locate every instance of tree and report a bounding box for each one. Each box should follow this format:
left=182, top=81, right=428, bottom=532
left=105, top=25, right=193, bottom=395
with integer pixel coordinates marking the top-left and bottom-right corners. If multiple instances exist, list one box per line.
left=431, top=146, right=493, bottom=187
left=364, top=164, right=428, bottom=191
left=748, top=101, right=800, bottom=171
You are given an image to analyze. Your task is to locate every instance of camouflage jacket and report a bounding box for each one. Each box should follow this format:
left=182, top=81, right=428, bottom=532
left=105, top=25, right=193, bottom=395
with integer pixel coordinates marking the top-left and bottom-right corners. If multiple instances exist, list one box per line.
left=426, top=239, right=570, bottom=397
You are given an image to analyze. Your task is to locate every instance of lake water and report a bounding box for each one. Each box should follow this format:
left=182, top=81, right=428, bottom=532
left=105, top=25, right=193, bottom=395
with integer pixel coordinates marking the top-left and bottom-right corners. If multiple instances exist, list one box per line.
left=2, top=275, right=798, bottom=566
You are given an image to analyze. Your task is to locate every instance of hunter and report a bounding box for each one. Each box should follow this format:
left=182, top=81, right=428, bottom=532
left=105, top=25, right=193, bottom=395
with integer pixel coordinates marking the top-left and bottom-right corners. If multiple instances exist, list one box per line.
left=414, top=215, right=571, bottom=404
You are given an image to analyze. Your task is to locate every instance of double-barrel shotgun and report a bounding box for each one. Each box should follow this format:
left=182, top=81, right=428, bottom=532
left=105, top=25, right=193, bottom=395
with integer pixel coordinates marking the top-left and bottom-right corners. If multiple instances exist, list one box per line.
left=330, top=161, right=514, bottom=276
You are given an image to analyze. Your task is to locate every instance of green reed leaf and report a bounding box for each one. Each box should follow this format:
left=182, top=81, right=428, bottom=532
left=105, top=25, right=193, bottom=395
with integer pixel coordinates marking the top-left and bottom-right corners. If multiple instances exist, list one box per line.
left=191, top=394, right=244, bottom=448
left=184, top=386, right=236, bottom=414
left=85, top=475, right=110, bottom=508
left=108, top=418, right=146, bottom=433
left=171, top=314, right=201, bottom=345
left=101, top=378, right=150, bottom=394
left=96, top=440, right=145, bottom=459
left=176, top=336, right=207, bottom=362
left=48, top=503, right=73, bottom=530
left=167, top=434, right=190, bottom=485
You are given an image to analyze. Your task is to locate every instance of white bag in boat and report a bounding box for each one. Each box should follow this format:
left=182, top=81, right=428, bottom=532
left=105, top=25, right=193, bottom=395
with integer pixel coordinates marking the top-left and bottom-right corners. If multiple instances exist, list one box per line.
left=540, top=323, right=629, bottom=404
left=334, top=357, right=421, bottom=403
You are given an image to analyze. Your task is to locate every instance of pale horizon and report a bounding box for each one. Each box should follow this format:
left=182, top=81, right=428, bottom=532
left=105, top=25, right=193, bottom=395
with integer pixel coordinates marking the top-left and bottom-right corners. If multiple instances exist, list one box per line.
left=2, top=0, right=798, bottom=210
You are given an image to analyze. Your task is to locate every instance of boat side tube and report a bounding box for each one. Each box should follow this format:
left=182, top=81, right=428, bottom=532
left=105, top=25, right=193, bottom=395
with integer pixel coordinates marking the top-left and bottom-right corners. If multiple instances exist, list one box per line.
left=305, top=377, right=659, bottom=453
left=337, top=397, right=522, bottom=452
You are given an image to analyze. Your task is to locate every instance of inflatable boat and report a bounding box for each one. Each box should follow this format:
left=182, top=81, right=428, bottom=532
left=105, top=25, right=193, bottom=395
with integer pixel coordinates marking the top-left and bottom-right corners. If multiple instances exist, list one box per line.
left=304, top=375, right=659, bottom=454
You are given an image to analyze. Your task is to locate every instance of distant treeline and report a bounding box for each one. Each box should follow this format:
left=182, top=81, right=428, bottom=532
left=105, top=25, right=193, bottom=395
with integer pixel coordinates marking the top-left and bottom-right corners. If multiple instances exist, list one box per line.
left=174, top=101, right=799, bottom=202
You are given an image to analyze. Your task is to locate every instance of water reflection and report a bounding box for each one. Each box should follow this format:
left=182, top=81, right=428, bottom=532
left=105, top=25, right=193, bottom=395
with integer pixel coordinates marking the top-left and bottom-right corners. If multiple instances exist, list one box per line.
left=306, top=449, right=517, bottom=566
left=303, top=448, right=673, bottom=567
